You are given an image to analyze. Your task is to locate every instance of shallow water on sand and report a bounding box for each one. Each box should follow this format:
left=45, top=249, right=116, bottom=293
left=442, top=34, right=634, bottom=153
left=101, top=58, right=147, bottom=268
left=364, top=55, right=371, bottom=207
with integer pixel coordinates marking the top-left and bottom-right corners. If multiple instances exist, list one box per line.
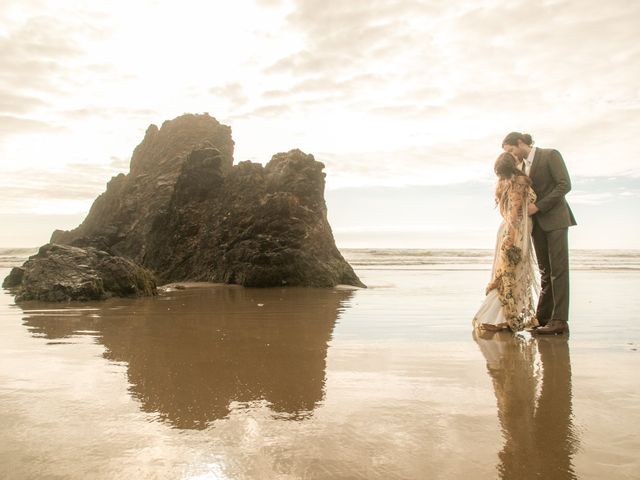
left=0, top=260, right=639, bottom=479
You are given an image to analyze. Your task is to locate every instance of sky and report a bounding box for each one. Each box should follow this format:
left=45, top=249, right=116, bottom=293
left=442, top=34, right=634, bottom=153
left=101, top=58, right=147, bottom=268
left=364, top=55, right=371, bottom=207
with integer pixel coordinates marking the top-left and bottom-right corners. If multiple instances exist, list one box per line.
left=1, top=0, right=639, bottom=249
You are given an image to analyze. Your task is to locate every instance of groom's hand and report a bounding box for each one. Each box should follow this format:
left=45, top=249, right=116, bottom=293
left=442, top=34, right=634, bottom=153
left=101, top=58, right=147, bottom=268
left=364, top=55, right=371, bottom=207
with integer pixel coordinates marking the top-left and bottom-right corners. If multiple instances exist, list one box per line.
left=528, top=204, right=539, bottom=216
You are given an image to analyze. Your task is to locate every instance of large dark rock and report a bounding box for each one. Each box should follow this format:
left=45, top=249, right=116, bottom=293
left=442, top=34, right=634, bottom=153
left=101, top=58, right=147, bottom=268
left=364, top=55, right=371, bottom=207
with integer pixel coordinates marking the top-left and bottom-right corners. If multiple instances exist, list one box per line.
left=51, top=113, right=235, bottom=258
left=12, top=112, right=364, bottom=297
left=5, top=244, right=157, bottom=302
left=2, top=266, right=24, bottom=289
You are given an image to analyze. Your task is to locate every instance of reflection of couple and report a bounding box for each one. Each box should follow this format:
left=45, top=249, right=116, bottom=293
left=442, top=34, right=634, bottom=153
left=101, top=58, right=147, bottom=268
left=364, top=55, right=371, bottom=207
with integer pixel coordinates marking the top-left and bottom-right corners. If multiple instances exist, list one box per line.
left=474, top=331, right=578, bottom=479
left=474, top=132, right=577, bottom=335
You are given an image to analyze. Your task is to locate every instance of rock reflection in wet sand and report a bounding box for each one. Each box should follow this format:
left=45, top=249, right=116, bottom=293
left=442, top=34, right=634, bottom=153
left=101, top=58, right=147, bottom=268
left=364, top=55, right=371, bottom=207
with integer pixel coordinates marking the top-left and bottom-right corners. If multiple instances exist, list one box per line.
left=21, top=285, right=355, bottom=429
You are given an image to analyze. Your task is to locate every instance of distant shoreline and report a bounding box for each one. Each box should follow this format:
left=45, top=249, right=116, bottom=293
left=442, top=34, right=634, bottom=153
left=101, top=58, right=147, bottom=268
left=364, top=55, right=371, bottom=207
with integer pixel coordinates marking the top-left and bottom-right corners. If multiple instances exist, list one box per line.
left=2, top=247, right=639, bottom=272
left=2, top=247, right=639, bottom=253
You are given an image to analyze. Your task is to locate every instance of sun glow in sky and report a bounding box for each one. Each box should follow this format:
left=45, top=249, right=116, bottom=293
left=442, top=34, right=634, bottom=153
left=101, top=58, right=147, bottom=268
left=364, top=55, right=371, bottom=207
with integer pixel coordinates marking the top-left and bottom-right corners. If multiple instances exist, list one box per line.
left=1, top=0, right=639, bottom=248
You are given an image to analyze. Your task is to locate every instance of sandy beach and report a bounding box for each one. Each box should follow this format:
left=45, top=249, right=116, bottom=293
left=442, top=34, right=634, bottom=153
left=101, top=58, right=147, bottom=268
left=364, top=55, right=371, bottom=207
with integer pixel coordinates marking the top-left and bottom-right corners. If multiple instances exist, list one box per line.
left=0, top=249, right=638, bottom=479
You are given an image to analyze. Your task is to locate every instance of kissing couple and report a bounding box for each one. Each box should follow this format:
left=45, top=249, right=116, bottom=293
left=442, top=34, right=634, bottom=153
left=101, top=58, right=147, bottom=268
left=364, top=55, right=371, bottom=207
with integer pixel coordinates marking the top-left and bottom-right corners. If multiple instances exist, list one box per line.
left=473, top=132, right=577, bottom=335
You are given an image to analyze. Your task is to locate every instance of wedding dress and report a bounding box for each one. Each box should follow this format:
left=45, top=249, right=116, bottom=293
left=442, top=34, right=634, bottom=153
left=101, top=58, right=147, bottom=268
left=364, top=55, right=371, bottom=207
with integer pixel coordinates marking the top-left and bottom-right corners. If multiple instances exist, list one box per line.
left=473, top=177, right=539, bottom=332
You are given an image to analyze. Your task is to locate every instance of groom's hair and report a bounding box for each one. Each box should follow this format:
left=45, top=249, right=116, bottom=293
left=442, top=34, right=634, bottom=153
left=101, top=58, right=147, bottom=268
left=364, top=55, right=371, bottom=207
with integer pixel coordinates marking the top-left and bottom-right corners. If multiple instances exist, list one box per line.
left=502, top=132, right=534, bottom=147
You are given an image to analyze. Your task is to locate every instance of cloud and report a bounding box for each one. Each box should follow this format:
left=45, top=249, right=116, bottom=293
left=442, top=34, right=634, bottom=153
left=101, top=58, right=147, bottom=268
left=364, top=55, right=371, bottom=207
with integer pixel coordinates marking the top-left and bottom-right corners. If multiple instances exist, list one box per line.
left=254, top=0, right=286, bottom=7
left=0, top=3, right=123, bottom=144
left=0, top=13, right=88, bottom=123
left=261, top=74, right=386, bottom=108
left=59, top=107, right=158, bottom=120
left=545, top=106, right=640, bottom=176
left=569, top=192, right=616, bottom=205
left=569, top=176, right=640, bottom=205
left=235, top=103, right=292, bottom=118
left=255, top=0, right=639, bottom=124
left=109, top=155, right=129, bottom=170
left=0, top=162, right=125, bottom=214
left=319, top=143, right=499, bottom=188
left=0, top=14, right=89, bottom=93
left=209, top=82, right=249, bottom=109
left=0, top=114, right=64, bottom=136
left=0, top=92, right=48, bottom=114
left=263, top=0, right=439, bottom=94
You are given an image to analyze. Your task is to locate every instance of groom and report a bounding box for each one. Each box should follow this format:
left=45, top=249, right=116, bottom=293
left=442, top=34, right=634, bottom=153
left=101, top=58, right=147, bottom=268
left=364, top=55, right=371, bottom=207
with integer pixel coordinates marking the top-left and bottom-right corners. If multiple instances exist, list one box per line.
left=502, top=132, right=577, bottom=334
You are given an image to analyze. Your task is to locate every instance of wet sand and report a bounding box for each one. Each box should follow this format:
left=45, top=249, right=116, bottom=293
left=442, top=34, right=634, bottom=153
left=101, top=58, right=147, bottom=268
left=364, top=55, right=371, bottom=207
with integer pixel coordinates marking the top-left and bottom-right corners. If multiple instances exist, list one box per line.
left=0, top=266, right=638, bottom=479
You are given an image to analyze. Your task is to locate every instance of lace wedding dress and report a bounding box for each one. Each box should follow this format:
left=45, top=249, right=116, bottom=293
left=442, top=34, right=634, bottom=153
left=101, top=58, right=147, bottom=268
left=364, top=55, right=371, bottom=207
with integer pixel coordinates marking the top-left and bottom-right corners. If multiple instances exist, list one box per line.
left=473, top=177, right=539, bottom=332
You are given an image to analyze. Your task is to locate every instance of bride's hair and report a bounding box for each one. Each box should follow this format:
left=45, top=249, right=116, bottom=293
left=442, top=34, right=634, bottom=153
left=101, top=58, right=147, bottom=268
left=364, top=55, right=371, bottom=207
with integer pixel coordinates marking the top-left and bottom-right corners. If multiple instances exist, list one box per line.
left=494, top=152, right=531, bottom=209
left=502, top=132, right=534, bottom=147
left=494, top=152, right=521, bottom=179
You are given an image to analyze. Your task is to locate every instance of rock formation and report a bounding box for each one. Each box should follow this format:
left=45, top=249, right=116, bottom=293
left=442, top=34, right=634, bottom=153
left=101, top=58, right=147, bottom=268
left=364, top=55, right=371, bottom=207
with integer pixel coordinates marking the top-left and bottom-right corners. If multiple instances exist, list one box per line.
left=4, top=112, right=364, bottom=300
left=52, top=113, right=235, bottom=260
left=4, top=243, right=157, bottom=302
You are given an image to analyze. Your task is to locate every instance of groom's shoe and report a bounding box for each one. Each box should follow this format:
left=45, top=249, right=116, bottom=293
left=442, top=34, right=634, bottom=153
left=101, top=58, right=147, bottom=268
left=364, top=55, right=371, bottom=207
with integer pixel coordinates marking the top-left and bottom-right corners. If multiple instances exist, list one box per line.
left=525, top=318, right=548, bottom=332
left=534, top=319, right=569, bottom=335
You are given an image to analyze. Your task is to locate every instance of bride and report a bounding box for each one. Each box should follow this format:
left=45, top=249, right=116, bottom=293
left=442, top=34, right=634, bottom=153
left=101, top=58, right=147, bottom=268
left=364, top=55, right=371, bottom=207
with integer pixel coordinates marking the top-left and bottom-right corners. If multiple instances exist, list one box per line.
left=473, top=152, right=539, bottom=332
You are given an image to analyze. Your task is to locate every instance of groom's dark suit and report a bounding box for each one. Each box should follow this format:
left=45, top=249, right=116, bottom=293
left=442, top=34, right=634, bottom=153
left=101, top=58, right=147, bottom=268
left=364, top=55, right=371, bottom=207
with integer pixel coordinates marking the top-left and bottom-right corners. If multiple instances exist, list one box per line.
left=529, top=148, right=577, bottom=324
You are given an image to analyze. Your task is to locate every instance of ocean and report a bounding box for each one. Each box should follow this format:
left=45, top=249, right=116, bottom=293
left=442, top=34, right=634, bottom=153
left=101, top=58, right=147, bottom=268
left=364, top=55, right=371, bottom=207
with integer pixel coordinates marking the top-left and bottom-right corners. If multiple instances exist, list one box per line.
left=3, top=247, right=639, bottom=271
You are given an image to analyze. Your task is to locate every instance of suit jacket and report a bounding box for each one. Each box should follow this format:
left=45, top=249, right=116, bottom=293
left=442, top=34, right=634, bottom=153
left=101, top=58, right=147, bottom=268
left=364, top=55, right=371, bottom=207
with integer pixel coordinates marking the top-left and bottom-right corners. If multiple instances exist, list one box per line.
left=529, top=148, right=577, bottom=232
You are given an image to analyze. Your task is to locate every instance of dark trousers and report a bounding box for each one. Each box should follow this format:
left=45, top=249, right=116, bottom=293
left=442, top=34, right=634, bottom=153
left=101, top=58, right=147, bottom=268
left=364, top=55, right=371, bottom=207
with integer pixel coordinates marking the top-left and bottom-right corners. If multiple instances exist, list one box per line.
left=531, top=224, right=570, bottom=323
